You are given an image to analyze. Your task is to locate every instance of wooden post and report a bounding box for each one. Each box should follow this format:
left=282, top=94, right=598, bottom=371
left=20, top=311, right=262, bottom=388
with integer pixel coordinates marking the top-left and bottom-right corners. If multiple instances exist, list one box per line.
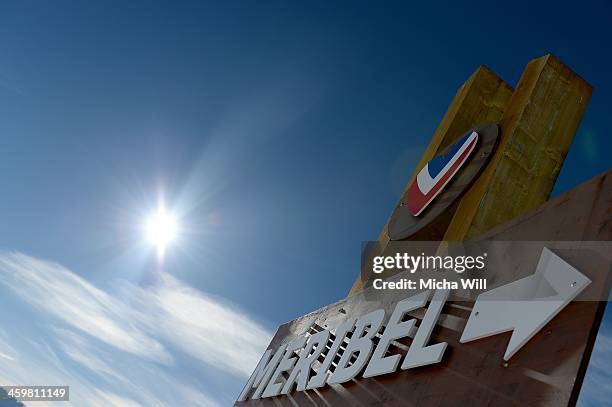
left=350, top=54, right=592, bottom=295
left=443, top=54, right=592, bottom=240
left=350, top=65, right=513, bottom=295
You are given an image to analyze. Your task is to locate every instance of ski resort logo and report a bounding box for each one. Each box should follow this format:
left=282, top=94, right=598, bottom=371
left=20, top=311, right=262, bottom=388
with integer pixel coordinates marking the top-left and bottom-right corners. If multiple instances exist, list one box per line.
left=387, top=123, right=498, bottom=240
left=406, top=131, right=479, bottom=216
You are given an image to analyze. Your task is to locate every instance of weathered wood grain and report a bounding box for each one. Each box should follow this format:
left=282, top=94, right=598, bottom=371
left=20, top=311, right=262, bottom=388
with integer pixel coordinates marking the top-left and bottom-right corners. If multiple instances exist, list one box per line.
left=443, top=54, right=592, bottom=240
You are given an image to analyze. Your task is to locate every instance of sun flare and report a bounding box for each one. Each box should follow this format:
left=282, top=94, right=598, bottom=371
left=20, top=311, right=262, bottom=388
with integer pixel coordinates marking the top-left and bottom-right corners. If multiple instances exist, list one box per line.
left=145, top=205, right=179, bottom=257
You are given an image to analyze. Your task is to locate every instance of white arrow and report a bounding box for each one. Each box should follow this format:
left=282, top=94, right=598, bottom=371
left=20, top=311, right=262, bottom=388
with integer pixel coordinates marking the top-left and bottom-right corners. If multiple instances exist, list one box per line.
left=460, top=247, right=591, bottom=361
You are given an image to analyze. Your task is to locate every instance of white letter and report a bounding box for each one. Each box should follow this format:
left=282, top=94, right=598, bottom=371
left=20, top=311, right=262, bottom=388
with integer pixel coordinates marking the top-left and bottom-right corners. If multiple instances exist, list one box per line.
left=307, top=319, right=355, bottom=390
left=402, top=289, right=449, bottom=369
left=238, top=344, right=287, bottom=401
left=327, top=309, right=385, bottom=384
left=363, top=291, right=430, bottom=378
left=373, top=256, right=384, bottom=273
left=262, top=337, right=308, bottom=398
left=373, top=279, right=383, bottom=289
left=281, top=330, right=330, bottom=394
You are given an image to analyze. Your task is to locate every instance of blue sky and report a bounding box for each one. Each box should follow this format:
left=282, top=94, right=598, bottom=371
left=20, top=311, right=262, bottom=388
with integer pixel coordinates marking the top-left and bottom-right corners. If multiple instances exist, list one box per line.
left=0, top=1, right=610, bottom=405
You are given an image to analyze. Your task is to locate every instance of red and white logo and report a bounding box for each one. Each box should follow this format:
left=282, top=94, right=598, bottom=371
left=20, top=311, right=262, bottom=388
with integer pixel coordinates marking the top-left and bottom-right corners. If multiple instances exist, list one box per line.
left=406, top=131, right=478, bottom=216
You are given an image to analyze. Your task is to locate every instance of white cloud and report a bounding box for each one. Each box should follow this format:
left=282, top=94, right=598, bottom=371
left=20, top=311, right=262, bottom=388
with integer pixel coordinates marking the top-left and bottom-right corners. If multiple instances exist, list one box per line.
left=88, top=389, right=144, bottom=407
left=0, top=253, right=171, bottom=364
left=0, top=251, right=272, bottom=406
left=53, top=327, right=127, bottom=382
left=0, top=329, right=17, bottom=361
left=127, top=273, right=272, bottom=377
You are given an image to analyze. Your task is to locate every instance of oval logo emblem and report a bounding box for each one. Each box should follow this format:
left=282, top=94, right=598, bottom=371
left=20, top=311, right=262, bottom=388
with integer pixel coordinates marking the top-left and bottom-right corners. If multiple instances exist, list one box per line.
left=387, top=123, right=499, bottom=240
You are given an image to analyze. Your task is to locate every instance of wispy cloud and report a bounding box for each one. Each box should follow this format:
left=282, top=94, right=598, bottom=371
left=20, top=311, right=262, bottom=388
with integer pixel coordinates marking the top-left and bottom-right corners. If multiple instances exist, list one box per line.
left=0, top=251, right=272, bottom=406
left=0, top=329, right=17, bottom=361
left=0, top=253, right=170, bottom=363
left=127, top=273, right=272, bottom=377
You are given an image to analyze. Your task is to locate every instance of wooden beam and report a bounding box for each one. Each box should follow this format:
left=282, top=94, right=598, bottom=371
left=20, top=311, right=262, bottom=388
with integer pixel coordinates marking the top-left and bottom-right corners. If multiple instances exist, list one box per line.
left=349, top=66, right=513, bottom=295
left=443, top=54, right=592, bottom=240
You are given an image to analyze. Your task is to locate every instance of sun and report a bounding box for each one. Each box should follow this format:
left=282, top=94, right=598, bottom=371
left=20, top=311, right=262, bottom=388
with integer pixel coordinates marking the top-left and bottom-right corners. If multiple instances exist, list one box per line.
left=144, top=205, right=179, bottom=257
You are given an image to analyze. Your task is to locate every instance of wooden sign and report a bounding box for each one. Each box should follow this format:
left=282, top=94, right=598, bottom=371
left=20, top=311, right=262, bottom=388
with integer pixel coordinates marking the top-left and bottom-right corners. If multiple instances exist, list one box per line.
left=236, top=55, right=607, bottom=406
left=235, top=172, right=611, bottom=406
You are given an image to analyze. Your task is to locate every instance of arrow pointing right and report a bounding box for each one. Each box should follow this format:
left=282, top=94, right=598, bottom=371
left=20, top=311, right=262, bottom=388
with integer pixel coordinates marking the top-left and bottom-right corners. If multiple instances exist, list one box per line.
left=460, top=247, right=591, bottom=361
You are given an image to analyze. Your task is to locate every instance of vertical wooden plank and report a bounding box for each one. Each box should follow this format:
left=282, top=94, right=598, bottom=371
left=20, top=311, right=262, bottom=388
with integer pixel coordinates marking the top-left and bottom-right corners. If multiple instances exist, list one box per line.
left=349, top=66, right=513, bottom=295
left=443, top=54, right=592, bottom=240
